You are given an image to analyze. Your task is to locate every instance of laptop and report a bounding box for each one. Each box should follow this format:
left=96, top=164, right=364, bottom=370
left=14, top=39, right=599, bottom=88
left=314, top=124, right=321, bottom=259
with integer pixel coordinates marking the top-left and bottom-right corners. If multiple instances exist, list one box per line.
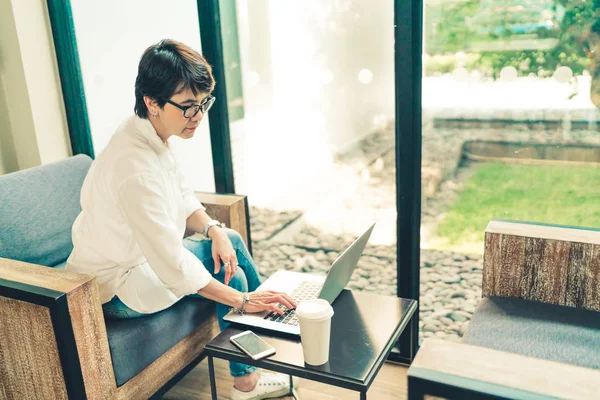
left=223, top=222, right=375, bottom=335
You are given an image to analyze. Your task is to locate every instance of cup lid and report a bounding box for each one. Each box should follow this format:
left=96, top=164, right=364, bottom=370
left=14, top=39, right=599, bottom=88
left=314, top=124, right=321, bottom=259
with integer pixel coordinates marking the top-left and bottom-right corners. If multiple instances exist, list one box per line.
left=295, top=299, right=334, bottom=320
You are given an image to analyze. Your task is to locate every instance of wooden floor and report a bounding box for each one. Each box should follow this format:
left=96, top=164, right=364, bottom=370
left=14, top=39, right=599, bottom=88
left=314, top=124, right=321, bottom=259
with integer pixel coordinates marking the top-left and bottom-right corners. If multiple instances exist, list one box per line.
left=164, top=358, right=408, bottom=400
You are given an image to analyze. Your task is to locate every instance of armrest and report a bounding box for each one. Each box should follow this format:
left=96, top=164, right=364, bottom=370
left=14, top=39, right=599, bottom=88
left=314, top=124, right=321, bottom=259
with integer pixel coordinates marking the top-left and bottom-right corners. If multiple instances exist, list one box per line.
left=483, top=219, right=600, bottom=312
left=408, top=338, right=600, bottom=400
left=194, top=192, right=252, bottom=252
left=0, top=258, right=116, bottom=399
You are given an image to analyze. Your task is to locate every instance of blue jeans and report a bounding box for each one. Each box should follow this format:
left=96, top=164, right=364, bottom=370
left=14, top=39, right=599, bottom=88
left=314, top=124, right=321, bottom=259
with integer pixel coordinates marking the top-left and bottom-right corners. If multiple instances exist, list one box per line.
left=102, top=229, right=262, bottom=378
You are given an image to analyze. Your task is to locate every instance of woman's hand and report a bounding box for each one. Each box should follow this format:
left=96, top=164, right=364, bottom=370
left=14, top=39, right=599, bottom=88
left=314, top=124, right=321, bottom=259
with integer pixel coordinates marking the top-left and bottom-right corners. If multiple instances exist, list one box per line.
left=245, top=290, right=297, bottom=314
left=195, top=280, right=297, bottom=314
left=210, top=228, right=237, bottom=285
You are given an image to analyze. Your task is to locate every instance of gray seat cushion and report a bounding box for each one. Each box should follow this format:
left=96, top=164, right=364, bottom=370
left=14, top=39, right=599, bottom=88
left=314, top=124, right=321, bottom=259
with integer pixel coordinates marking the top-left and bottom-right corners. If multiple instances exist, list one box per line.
left=463, top=296, right=600, bottom=369
left=53, top=260, right=67, bottom=270
left=0, top=155, right=92, bottom=267
left=105, top=297, right=215, bottom=387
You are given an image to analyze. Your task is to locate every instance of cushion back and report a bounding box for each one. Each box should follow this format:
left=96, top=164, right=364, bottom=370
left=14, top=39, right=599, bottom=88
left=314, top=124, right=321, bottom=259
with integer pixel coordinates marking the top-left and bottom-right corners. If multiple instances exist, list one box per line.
left=0, top=155, right=92, bottom=267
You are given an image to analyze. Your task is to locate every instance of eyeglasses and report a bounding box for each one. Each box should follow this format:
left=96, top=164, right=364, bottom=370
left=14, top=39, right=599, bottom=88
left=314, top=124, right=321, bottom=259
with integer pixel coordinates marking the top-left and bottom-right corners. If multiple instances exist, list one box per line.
left=161, top=95, right=215, bottom=118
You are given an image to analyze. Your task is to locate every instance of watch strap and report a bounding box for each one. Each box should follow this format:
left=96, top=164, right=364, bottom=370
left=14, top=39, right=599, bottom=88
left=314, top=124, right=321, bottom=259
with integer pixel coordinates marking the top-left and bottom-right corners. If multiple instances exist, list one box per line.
left=202, top=219, right=224, bottom=237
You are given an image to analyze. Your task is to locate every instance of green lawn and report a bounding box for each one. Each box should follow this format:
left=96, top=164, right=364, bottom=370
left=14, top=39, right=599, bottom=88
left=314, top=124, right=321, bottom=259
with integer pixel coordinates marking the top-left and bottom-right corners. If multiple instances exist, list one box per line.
left=433, top=163, right=600, bottom=254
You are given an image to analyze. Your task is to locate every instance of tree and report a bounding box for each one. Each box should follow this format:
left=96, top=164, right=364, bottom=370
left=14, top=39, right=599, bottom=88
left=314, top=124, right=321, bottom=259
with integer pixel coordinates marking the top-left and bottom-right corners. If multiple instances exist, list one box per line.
left=426, top=0, right=600, bottom=78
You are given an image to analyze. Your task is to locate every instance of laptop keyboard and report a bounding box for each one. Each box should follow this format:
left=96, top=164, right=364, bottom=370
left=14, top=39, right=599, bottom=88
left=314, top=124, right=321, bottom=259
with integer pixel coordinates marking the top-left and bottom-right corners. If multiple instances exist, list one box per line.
left=263, top=281, right=322, bottom=325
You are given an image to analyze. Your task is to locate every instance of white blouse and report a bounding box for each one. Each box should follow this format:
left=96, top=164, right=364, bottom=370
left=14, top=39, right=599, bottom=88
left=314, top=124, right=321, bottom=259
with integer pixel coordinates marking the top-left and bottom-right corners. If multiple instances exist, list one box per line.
left=66, top=116, right=212, bottom=314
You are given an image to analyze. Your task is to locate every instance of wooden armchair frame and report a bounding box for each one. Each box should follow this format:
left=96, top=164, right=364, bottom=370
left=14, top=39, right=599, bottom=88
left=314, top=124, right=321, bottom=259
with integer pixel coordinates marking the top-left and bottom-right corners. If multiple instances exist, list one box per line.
left=0, top=192, right=249, bottom=399
left=408, top=219, right=600, bottom=400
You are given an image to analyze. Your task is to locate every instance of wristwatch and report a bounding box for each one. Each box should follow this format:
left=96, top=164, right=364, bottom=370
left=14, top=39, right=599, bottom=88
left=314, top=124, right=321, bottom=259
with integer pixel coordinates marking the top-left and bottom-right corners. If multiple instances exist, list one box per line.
left=202, top=219, right=225, bottom=237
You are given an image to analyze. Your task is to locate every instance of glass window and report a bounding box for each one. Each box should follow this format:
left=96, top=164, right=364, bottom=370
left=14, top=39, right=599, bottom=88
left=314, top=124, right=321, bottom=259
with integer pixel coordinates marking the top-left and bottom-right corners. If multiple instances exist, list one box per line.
left=229, top=0, right=398, bottom=296
left=421, top=0, right=600, bottom=343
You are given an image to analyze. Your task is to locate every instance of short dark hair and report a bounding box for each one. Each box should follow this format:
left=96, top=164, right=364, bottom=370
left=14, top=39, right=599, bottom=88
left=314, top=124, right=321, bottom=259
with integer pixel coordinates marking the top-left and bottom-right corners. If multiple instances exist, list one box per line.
left=134, top=39, right=215, bottom=118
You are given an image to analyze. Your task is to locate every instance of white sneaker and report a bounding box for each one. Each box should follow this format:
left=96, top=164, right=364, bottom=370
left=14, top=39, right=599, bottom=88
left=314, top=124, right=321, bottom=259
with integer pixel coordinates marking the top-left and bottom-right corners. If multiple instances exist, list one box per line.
left=230, top=372, right=299, bottom=400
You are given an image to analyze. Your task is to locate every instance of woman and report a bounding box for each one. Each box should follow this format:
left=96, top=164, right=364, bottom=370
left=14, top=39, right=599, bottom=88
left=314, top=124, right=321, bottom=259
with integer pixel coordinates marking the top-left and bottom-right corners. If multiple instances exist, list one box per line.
left=66, top=39, right=296, bottom=400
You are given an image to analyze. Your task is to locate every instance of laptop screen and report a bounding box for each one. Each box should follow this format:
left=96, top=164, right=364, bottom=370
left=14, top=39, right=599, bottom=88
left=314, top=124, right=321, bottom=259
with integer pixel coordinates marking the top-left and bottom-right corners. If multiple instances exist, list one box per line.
left=318, top=223, right=375, bottom=303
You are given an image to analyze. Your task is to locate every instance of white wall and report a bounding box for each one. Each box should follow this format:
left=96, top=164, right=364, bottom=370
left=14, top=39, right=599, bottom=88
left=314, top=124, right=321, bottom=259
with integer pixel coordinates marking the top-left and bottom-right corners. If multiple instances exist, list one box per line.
left=0, top=0, right=71, bottom=175
left=0, top=72, right=17, bottom=175
left=70, top=0, right=215, bottom=192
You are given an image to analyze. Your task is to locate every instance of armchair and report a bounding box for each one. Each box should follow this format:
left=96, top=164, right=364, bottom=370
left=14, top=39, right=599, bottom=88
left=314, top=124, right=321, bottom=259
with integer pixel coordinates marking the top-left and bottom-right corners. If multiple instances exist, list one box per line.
left=408, top=219, right=600, bottom=399
left=0, top=155, right=250, bottom=399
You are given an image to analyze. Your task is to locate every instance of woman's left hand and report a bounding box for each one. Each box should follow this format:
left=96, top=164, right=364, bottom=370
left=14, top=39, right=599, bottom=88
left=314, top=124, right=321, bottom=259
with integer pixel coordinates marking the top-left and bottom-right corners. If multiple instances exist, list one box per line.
left=211, top=229, right=238, bottom=285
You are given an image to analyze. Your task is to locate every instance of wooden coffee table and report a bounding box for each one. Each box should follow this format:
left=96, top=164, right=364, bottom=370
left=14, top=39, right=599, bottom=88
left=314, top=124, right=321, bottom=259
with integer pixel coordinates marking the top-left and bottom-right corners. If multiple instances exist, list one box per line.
left=205, top=289, right=417, bottom=399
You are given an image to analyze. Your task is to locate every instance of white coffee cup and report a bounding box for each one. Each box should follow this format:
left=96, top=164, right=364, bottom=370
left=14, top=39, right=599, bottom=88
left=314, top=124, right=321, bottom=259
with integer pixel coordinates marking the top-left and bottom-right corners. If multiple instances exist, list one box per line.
left=295, top=299, right=334, bottom=366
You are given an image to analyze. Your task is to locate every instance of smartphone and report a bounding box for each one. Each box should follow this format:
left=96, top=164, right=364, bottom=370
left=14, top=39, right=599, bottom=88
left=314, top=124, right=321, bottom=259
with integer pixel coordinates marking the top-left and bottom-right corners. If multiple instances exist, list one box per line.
left=230, top=330, right=276, bottom=360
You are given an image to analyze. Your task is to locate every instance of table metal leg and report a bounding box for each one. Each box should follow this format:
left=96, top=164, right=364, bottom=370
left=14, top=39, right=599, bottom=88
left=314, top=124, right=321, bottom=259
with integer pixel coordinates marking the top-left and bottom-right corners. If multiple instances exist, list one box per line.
left=289, top=375, right=301, bottom=399
left=291, top=387, right=300, bottom=399
left=208, top=356, right=217, bottom=400
left=360, top=391, right=367, bottom=400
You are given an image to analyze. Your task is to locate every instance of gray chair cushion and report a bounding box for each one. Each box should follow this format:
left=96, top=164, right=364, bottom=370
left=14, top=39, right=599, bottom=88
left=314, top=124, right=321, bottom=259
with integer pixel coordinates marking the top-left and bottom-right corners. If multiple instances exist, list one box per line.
left=104, top=297, right=215, bottom=387
left=463, top=296, right=600, bottom=370
left=0, top=155, right=92, bottom=267
left=53, top=260, right=67, bottom=270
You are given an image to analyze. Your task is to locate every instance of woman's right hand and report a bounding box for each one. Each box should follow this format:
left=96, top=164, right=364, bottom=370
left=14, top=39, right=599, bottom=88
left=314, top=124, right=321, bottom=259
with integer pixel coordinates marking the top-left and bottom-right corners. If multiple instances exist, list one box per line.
left=245, top=290, right=297, bottom=314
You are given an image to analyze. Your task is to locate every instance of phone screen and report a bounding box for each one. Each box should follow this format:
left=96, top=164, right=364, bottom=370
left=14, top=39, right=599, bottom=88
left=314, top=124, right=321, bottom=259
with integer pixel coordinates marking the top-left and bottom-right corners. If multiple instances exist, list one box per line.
left=232, top=332, right=273, bottom=357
